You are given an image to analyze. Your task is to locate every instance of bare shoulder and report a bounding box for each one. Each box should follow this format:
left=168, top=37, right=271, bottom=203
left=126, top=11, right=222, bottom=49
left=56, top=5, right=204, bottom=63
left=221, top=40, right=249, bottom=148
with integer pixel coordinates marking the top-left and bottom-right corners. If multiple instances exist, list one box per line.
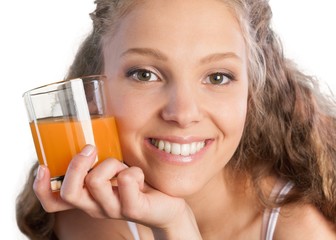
left=274, top=203, right=336, bottom=240
left=54, top=209, right=133, bottom=240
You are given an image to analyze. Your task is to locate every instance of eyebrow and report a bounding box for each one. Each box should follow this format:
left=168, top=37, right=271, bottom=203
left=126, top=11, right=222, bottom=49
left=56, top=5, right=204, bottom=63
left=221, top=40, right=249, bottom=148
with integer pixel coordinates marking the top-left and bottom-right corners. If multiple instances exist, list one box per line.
left=120, top=48, right=168, bottom=61
left=200, top=52, right=242, bottom=64
left=120, top=47, right=241, bottom=63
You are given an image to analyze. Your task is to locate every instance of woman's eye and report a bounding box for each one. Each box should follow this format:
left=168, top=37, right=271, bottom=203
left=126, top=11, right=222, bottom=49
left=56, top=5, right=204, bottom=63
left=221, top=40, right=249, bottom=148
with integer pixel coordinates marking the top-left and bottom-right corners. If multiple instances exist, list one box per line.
left=206, top=72, right=233, bottom=85
left=127, top=69, right=159, bottom=82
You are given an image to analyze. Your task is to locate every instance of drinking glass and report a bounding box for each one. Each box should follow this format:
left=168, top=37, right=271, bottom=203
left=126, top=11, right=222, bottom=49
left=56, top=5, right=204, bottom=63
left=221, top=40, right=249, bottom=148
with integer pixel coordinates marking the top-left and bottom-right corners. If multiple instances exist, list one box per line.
left=23, top=75, right=122, bottom=191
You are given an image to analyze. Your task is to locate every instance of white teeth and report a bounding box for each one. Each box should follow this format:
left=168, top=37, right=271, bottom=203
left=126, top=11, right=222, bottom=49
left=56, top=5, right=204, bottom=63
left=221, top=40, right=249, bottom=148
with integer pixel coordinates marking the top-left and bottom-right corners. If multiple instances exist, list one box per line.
left=190, top=142, right=197, bottom=155
left=158, top=140, right=165, bottom=150
left=171, top=143, right=181, bottom=155
left=151, top=139, right=206, bottom=156
left=181, top=144, right=190, bottom=156
left=164, top=141, right=171, bottom=153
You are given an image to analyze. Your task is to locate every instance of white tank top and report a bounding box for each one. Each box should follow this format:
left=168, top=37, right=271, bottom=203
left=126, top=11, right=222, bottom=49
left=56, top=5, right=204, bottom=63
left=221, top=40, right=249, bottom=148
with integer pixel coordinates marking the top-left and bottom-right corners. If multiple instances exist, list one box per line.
left=127, top=181, right=294, bottom=240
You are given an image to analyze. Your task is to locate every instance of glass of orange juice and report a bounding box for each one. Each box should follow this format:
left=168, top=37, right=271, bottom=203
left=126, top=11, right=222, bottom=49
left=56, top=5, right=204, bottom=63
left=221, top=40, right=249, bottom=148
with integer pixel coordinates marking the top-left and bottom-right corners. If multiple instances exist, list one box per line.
left=23, top=75, right=122, bottom=191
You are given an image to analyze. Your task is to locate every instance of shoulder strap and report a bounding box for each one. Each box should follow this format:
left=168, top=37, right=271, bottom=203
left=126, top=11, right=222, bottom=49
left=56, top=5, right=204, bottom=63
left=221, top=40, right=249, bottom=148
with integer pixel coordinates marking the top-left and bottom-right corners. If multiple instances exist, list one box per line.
left=261, top=181, right=294, bottom=240
left=127, top=221, right=141, bottom=240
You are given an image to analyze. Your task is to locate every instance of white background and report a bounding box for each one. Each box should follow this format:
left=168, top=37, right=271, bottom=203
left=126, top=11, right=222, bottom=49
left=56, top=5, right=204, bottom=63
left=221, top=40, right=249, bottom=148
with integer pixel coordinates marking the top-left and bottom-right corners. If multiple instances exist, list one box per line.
left=0, top=1, right=335, bottom=239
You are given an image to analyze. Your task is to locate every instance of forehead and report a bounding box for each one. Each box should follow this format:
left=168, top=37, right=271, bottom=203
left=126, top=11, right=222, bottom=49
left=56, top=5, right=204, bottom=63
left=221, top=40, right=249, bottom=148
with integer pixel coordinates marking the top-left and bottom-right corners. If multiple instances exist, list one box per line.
left=104, top=0, right=245, bottom=60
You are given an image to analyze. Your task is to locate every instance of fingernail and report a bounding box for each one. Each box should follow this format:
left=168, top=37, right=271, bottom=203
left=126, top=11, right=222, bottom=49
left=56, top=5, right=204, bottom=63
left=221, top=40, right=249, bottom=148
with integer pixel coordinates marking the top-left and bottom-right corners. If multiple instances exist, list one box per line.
left=36, top=166, right=45, bottom=180
left=80, top=144, right=95, bottom=157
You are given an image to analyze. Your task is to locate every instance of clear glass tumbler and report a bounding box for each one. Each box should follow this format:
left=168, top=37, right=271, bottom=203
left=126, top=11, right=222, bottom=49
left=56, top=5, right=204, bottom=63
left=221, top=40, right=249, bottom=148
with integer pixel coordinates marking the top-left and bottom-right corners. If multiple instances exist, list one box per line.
left=23, top=75, right=122, bottom=191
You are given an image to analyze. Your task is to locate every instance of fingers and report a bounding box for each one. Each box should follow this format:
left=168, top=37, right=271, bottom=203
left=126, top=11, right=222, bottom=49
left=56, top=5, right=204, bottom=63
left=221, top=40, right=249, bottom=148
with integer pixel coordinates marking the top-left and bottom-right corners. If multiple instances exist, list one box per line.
left=33, top=148, right=189, bottom=230
left=33, top=144, right=172, bottom=225
left=116, top=168, right=187, bottom=227
left=84, top=160, right=147, bottom=220
left=117, top=167, right=147, bottom=220
left=33, top=165, right=73, bottom=212
left=84, top=158, right=128, bottom=218
left=59, top=145, right=107, bottom=217
left=34, top=144, right=102, bottom=215
left=60, top=145, right=97, bottom=202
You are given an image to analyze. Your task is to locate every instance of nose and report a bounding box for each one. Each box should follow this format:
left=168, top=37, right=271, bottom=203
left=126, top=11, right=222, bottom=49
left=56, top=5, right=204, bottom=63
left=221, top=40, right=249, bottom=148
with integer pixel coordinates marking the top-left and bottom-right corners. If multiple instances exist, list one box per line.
left=160, top=83, right=203, bottom=128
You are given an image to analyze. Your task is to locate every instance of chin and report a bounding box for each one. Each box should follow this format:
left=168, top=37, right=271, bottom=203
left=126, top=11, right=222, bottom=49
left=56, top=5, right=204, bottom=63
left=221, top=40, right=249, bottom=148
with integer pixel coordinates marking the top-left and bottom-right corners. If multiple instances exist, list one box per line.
left=145, top=174, right=204, bottom=198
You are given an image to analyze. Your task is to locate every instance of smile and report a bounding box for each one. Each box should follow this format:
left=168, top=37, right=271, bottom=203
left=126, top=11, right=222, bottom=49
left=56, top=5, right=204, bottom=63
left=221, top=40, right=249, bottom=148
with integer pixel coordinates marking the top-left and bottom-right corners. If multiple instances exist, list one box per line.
left=150, top=138, right=206, bottom=156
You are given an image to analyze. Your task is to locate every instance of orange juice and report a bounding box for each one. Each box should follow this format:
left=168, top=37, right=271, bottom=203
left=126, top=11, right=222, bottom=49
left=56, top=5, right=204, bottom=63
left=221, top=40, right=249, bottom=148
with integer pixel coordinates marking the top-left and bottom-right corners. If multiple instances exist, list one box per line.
left=29, top=116, right=122, bottom=184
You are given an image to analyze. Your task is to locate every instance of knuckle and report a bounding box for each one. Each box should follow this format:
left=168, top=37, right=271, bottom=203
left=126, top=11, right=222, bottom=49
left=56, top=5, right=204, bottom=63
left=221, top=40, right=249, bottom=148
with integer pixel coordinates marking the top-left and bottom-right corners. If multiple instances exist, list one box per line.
left=85, top=173, right=101, bottom=189
left=132, top=166, right=144, bottom=176
left=118, top=167, right=143, bottom=183
left=117, top=171, right=133, bottom=185
left=59, top=188, right=77, bottom=204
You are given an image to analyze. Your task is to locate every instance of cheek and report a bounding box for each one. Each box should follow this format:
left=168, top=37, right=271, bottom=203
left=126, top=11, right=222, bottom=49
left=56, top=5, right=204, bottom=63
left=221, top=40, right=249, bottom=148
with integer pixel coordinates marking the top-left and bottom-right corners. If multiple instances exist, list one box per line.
left=104, top=85, right=155, bottom=159
left=107, top=91, right=144, bottom=134
left=105, top=81, right=142, bottom=122
left=215, top=95, right=248, bottom=141
left=109, top=96, right=145, bottom=162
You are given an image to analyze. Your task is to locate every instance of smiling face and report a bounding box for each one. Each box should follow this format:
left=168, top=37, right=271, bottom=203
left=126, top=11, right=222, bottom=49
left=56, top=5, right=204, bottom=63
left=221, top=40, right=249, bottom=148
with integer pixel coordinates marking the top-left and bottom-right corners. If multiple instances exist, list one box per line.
left=102, top=0, right=249, bottom=197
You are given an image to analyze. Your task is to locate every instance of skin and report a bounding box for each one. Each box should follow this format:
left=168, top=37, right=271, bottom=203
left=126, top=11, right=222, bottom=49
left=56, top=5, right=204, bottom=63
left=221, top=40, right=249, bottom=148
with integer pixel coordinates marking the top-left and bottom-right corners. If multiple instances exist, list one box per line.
left=102, top=0, right=248, bottom=198
left=33, top=0, right=336, bottom=239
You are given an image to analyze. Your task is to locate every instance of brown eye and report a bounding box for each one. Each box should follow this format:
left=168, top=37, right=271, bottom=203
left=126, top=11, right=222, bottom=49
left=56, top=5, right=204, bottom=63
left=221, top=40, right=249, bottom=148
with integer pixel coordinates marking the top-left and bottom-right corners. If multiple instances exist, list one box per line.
left=208, top=73, right=231, bottom=85
left=128, top=69, right=159, bottom=82
left=137, top=70, right=152, bottom=81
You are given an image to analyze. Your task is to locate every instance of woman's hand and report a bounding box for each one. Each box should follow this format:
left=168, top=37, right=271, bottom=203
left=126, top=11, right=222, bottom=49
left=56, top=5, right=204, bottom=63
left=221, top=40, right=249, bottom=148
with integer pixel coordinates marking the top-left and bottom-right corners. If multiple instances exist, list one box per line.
left=33, top=145, right=202, bottom=239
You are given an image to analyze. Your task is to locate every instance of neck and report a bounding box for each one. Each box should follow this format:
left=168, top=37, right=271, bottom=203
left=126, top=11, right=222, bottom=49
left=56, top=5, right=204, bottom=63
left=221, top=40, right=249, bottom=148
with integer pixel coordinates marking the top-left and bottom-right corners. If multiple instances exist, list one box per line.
left=185, top=169, right=263, bottom=239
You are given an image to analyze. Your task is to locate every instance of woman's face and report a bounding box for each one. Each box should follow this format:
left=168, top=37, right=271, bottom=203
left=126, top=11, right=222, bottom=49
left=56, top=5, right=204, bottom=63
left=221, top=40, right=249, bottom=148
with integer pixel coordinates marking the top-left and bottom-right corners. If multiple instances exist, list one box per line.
left=103, top=0, right=248, bottom=197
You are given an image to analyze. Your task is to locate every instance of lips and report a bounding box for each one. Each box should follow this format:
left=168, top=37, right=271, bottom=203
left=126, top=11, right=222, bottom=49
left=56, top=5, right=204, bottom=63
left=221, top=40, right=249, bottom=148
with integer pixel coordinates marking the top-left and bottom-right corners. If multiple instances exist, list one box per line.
left=150, top=138, right=206, bottom=156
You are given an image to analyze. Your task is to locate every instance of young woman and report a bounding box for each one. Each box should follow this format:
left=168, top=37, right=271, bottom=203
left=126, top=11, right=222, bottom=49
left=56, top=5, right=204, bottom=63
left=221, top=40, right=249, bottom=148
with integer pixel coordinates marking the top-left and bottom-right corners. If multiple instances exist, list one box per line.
left=17, top=0, right=336, bottom=239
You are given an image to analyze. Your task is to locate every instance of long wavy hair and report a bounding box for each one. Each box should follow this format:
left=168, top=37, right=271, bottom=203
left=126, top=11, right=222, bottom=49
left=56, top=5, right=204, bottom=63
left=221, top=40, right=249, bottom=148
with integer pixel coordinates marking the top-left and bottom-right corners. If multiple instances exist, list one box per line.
left=17, top=0, right=336, bottom=239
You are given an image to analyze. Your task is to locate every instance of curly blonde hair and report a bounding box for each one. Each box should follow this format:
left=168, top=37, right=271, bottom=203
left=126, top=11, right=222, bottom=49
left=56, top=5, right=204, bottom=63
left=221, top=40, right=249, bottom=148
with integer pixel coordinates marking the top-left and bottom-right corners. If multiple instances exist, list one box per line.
left=17, top=0, right=336, bottom=239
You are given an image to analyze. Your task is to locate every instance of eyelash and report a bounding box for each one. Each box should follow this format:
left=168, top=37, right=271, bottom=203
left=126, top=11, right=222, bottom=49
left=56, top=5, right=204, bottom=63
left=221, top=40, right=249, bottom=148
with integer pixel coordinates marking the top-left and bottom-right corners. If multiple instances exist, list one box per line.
left=125, top=68, right=160, bottom=82
left=125, top=67, right=235, bottom=86
left=203, top=72, right=235, bottom=86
